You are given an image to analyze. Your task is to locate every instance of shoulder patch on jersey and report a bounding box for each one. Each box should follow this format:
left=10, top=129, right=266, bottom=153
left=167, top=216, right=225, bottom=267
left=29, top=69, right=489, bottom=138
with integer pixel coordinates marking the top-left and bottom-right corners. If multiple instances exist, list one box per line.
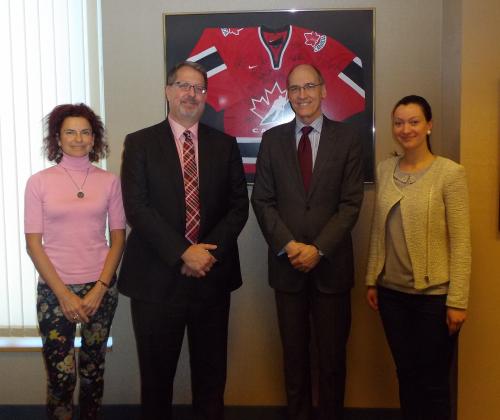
left=221, top=28, right=244, bottom=37
left=304, top=31, right=327, bottom=52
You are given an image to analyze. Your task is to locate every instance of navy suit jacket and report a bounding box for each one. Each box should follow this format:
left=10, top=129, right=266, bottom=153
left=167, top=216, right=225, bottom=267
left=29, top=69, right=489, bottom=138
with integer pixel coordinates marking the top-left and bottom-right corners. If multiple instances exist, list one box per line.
left=118, top=119, right=249, bottom=302
left=251, top=117, right=364, bottom=293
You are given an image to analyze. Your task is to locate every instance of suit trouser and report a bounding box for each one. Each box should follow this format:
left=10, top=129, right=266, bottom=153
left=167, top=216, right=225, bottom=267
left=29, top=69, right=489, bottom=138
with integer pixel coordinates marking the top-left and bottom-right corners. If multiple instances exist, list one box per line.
left=131, top=278, right=230, bottom=420
left=275, top=284, right=351, bottom=420
left=378, top=286, right=458, bottom=420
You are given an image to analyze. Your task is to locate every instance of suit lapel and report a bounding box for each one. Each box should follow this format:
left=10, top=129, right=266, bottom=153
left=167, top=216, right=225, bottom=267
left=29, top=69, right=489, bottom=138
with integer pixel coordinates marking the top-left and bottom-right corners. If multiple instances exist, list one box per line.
left=279, top=121, right=307, bottom=198
left=308, top=118, right=336, bottom=198
left=197, top=124, right=212, bottom=234
left=158, top=120, right=185, bottom=205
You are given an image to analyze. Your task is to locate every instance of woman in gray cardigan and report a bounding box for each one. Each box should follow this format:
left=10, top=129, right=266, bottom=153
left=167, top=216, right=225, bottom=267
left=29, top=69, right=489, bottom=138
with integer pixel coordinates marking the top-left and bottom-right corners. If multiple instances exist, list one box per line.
left=366, top=95, right=471, bottom=420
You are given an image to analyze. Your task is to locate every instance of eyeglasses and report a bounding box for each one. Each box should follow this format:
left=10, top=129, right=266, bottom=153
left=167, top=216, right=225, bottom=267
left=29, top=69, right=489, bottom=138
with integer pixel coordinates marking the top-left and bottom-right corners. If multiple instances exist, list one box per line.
left=287, top=82, right=323, bottom=95
left=171, top=81, right=207, bottom=95
left=62, top=129, right=93, bottom=139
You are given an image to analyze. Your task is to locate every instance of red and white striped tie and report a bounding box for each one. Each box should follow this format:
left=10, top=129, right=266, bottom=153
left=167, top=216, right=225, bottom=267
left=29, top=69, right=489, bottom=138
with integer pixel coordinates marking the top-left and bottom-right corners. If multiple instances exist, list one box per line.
left=182, top=130, right=200, bottom=243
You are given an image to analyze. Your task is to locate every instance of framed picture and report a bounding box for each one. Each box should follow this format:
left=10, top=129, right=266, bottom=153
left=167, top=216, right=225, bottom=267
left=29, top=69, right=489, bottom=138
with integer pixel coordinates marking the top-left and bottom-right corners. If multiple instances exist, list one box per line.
left=164, top=9, right=374, bottom=183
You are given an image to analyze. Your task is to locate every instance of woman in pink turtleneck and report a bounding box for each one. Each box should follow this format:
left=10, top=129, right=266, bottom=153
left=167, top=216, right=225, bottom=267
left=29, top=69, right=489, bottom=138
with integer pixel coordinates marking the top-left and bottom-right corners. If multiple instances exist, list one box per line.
left=24, top=103, right=126, bottom=420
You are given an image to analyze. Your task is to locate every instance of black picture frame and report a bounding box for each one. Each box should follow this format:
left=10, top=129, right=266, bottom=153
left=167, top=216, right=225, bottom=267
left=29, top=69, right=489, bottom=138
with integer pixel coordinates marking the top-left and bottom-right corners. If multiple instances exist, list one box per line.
left=164, top=9, right=374, bottom=183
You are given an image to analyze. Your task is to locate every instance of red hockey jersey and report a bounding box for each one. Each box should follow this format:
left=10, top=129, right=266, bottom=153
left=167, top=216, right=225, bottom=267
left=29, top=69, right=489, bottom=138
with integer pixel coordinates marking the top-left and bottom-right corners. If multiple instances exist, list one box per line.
left=187, top=25, right=365, bottom=174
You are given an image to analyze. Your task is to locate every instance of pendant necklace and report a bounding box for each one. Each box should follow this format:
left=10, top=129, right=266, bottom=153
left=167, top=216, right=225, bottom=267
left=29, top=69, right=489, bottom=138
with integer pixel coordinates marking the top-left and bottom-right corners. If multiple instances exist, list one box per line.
left=61, top=166, right=90, bottom=198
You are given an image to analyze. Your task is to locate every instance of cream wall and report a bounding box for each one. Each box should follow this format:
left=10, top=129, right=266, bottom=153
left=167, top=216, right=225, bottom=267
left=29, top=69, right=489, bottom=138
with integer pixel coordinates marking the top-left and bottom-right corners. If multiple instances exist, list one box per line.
left=2, top=1, right=498, bottom=417
left=459, top=0, right=500, bottom=418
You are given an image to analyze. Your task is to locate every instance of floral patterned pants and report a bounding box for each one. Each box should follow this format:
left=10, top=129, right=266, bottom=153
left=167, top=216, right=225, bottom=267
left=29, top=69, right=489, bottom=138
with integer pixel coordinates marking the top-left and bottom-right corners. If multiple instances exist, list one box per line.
left=37, top=281, right=118, bottom=420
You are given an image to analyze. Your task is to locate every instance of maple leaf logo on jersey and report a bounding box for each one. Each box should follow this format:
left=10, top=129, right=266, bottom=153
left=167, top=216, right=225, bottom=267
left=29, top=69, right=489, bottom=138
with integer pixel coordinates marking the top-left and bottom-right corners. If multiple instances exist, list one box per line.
left=250, top=82, right=294, bottom=127
left=304, top=31, right=327, bottom=52
left=221, top=28, right=244, bottom=37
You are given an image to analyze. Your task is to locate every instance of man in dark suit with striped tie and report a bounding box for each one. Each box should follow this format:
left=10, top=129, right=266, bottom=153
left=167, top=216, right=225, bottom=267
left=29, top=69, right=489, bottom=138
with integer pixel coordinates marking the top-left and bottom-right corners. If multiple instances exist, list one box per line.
left=119, top=61, right=249, bottom=420
left=252, top=64, right=364, bottom=420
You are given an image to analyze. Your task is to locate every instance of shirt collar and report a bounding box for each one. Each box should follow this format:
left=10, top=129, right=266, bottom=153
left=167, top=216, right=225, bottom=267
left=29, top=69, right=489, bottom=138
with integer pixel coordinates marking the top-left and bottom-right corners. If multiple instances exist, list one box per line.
left=295, top=114, right=323, bottom=135
left=168, top=115, right=199, bottom=141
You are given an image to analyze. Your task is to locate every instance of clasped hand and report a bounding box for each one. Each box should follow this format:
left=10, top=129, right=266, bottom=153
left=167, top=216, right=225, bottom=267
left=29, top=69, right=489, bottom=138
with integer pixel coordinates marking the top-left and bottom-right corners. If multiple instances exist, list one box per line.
left=58, top=283, right=108, bottom=323
left=285, top=240, right=321, bottom=273
left=181, top=243, right=217, bottom=278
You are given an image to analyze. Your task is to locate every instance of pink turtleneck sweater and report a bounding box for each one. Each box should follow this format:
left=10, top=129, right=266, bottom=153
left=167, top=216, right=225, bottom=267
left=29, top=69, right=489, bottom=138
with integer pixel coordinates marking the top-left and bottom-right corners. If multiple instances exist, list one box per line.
left=24, top=154, right=126, bottom=285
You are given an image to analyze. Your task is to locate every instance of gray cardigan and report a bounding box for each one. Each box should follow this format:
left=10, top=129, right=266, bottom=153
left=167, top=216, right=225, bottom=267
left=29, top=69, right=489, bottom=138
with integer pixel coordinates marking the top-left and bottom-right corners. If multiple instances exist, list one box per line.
left=365, top=156, right=471, bottom=308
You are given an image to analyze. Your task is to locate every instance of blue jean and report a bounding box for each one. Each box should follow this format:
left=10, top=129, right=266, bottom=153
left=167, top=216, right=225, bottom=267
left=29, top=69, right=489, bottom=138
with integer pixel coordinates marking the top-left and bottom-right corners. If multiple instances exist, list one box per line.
left=37, top=280, right=118, bottom=420
left=377, top=286, right=457, bottom=420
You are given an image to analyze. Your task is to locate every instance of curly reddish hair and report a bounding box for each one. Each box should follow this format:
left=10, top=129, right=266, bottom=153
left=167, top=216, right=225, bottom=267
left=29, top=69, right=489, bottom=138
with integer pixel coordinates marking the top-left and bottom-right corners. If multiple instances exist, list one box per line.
left=43, top=103, right=108, bottom=163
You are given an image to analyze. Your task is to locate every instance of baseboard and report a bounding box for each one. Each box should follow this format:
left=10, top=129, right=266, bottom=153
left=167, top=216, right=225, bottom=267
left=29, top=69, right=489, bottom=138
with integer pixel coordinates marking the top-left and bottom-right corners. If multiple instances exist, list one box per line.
left=0, top=404, right=401, bottom=419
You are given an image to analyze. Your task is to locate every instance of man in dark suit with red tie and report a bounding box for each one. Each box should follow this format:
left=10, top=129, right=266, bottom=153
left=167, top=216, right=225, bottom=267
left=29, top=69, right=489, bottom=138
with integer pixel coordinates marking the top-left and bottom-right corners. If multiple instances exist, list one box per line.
left=252, top=64, right=364, bottom=420
left=119, top=61, right=249, bottom=420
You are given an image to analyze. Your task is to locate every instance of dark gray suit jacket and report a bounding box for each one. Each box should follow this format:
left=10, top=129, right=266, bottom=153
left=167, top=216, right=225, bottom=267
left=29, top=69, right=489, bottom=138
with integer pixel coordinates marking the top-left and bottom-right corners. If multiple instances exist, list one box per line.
left=118, top=119, right=249, bottom=302
left=251, top=116, right=364, bottom=293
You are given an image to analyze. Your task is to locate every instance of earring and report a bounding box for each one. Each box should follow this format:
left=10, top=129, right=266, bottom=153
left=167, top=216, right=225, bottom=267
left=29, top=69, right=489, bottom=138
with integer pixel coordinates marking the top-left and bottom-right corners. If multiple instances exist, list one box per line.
left=427, top=130, right=431, bottom=135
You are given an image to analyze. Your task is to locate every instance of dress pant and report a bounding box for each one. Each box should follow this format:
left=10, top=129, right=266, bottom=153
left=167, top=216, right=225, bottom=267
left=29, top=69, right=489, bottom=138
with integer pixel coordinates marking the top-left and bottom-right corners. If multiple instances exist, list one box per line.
left=275, top=282, right=351, bottom=420
left=378, top=286, right=458, bottom=420
left=131, top=276, right=230, bottom=420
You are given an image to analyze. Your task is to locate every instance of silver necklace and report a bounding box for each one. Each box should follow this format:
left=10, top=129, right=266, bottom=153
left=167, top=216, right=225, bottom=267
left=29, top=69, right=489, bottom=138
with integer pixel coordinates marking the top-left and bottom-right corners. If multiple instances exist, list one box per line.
left=61, top=166, right=90, bottom=198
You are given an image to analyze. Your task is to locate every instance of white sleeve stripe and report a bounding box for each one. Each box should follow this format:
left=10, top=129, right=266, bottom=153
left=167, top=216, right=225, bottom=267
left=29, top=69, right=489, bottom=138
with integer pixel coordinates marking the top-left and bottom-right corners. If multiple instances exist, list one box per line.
left=188, top=46, right=217, bottom=62
left=237, top=137, right=261, bottom=143
left=338, top=72, right=365, bottom=98
left=207, top=64, right=227, bottom=78
left=353, top=56, right=363, bottom=67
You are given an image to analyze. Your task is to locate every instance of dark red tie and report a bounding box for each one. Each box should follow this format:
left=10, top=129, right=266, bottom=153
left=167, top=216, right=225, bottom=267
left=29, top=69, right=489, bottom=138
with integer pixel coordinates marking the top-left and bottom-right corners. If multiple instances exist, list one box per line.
left=182, top=130, right=200, bottom=243
left=298, top=126, right=313, bottom=191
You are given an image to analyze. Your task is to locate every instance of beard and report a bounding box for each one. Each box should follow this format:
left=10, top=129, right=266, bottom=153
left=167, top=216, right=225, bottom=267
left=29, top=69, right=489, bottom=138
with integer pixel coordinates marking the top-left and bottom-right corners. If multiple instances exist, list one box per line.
left=178, top=98, right=204, bottom=120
